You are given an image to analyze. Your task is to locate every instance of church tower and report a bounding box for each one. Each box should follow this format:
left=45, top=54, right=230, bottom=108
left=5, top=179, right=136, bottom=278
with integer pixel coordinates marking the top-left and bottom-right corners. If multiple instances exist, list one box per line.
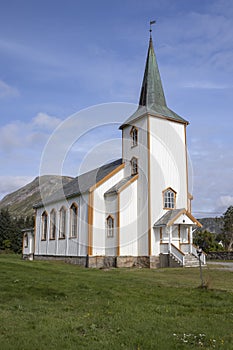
left=120, top=30, right=193, bottom=256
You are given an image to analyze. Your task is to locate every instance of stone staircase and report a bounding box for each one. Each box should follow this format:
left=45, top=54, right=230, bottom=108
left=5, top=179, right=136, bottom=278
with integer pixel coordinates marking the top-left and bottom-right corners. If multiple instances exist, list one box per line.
left=160, top=252, right=205, bottom=268
left=184, top=254, right=200, bottom=267
left=169, top=253, right=183, bottom=267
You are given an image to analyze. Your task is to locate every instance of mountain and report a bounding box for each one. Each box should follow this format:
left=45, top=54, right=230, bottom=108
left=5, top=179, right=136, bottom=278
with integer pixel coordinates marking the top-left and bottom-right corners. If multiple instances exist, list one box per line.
left=198, top=217, right=223, bottom=235
left=0, top=175, right=74, bottom=218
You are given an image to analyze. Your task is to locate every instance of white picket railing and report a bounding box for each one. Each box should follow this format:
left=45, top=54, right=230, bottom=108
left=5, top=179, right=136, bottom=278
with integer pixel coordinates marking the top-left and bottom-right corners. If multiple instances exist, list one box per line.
left=180, top=243, right=190, bottom=254
left=160, top=243, right=185, bottom=266
left=160, top=243, right=206, bottom=266
left=170, top=244, right=185, bottom=266
left=191, top=244, right=206, bottom=265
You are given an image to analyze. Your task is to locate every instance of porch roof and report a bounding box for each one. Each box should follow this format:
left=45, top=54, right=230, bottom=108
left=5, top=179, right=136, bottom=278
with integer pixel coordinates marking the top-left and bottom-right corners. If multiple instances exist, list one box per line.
left=153, top=208, right=202, bottom=228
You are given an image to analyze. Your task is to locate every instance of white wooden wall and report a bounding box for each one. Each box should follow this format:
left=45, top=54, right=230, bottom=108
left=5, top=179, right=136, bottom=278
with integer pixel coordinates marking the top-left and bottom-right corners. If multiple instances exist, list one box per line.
left=104, top=193, right=118, bottom=256
left=92, top=168, right=124, bottom=255
left=122, top=118, right=149, bottom=255
left=150, top=117, right=188, bottom=224
left=119, top=180, right=138, bottom=256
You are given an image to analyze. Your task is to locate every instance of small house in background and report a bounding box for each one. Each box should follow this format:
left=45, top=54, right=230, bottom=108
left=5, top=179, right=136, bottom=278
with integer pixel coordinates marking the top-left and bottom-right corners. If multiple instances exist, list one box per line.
left=22, top=30, right=205, bottom=268
left=22, top=228, right=34, bottom=261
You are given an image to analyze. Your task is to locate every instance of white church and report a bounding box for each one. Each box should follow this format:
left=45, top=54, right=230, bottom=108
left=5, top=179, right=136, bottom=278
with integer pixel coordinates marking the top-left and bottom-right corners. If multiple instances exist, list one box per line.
left=23, top=32, right=206, bottom=268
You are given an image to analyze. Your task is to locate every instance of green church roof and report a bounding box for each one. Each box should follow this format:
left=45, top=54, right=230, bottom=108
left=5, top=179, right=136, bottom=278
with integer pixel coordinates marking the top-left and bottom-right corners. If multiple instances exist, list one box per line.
left=120, top=35, right=188, bottom=129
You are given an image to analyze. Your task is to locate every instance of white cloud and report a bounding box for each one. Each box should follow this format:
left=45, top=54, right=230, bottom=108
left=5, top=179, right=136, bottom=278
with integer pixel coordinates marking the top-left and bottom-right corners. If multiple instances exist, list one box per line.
left=32, top=112, right=61, bottom=130
left=0, top=112, right=62, bottom=154
left=0, top=176, right=34, bottom=200
left=0, top=80, right=19, bottom=98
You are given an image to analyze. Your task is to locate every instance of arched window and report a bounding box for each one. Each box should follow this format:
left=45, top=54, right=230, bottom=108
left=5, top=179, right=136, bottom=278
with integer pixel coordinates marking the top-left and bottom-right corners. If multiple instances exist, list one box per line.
left=50, top=209, right=56, bottom=240
left=163, top=188, right=176, bottom=209
left=130, top=126, right=138, bottom=147
left=41, top=211, right=48, bottom=240
left=131, top=157, right=138, bottom=175
left=70, top=203, right=78, bottom=238
left=59, top=206, right=66, bottom=239
left=106, top=215, right=114, bottom=237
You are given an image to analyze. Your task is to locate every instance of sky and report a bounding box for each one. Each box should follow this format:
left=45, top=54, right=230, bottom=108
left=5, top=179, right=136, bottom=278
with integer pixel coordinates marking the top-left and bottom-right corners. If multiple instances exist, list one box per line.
left=0, top=0, right=232, bottom=218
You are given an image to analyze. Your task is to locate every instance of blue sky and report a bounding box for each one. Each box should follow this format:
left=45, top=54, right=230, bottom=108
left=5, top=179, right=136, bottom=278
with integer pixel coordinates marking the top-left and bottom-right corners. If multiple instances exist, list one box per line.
left=0, top=0, right=232, bottom=217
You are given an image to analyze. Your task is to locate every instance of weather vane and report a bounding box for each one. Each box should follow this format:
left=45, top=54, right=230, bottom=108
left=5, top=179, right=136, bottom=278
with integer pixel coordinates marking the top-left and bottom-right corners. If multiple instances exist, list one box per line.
left=150, top=20, right=156, bottom=36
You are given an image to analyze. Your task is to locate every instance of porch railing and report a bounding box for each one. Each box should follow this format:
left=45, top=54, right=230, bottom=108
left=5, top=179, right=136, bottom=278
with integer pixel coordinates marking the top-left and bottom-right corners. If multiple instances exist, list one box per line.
left=180, top=243, right=206, bottom=265
left=171, top=244, right=185, bottom=266
left=160, top=243, right=185, bottom=266
left=161, top=242, right=206, bottom=266
left=191, top=244, right=206, bottom=265
left=180, top=243, right=190, bottom=254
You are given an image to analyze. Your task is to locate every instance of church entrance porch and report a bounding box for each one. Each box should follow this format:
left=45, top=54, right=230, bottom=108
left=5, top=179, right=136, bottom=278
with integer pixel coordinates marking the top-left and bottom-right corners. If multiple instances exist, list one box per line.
left=153, top=208, right=206, bottom=267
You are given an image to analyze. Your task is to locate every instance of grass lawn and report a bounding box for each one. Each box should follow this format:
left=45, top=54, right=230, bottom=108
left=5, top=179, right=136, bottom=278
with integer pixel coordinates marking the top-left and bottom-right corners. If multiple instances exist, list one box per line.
left=0, top=255, right=233, bottom=350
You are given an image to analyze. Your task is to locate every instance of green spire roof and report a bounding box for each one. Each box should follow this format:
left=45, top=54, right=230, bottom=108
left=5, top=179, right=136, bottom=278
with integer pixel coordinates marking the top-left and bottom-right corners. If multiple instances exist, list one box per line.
left=120, top=35, right=188, bottom=129
left=139, top=36, right=167, bottom=108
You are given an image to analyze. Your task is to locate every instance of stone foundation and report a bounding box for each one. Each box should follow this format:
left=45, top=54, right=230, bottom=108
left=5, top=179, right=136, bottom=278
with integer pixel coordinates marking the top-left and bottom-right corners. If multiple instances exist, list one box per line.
left=29, top=254, right=161, bottom=268
left=88, top=256, right=116, bottom=268
left=116, top=256, right=151, bottom=268
left=33, top=255, right=87, bottom=267
left=149, top=256, right=160, bottom=268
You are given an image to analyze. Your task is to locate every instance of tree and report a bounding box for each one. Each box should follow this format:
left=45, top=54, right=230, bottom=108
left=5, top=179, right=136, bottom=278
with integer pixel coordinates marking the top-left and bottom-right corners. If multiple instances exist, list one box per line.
left=0, top=209, right=16, bottom=251
left=222, top=206, right=233, bottom=251
left=0, top=209, right=33, bottom=253
left=193, top=230, right=223, bottom=253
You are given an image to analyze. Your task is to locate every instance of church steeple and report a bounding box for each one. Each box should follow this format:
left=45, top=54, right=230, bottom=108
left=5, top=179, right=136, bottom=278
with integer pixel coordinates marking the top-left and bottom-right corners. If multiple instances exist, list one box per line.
left=139, top=35, right=167, bottom=109
left=120, top=28, right=188, bottom=129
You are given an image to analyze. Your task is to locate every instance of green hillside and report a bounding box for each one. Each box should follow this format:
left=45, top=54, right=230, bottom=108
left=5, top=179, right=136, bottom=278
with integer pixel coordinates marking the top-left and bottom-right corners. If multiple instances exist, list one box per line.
left=0, top=175, right=73, bottom=218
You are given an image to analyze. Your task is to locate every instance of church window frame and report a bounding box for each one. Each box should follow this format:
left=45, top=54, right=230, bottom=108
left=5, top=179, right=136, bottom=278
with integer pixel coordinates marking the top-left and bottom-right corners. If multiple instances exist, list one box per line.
left=130, top=126, right=138, bottom=147
left=131, top=157, right=138, bottom=175
left=106, top=215, right=114, bottom=238
left=163, top=187, right=176, bottom=209
left=59, top=206, right=67, bottom=239
left=41, top=211, right=48, bottom=241
left=70, top=203, right=78, bottom=238
left=50, top=209, right=57, bottom=240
